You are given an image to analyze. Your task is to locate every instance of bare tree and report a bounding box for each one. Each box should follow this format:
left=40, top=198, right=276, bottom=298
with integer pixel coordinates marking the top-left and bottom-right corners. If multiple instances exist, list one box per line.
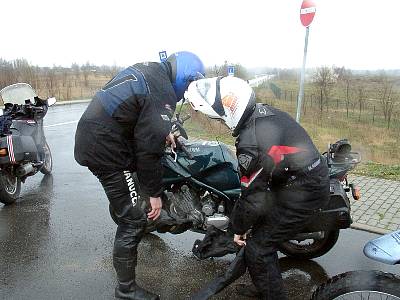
left=102, top=64, right=120, bottom=78
left=61, top=68, right=69, bottom=87
left=335, top=67, right=353, bottom=117
left=313, top=66, right=336, bottom=113
left=71, top=63, right=80, bottom=87
left=45, top=67, right=57, bottom=96
left=81, top=61, right=92, bottom=87
left=206, top=64, right=225, bottom=77
left=377, top=73, right=394, bottom=122
left=386, top=93, right=397, bottom=129
left=356, top=84, right=366, bottom=121
left=0, top=59, right=18, bottom=89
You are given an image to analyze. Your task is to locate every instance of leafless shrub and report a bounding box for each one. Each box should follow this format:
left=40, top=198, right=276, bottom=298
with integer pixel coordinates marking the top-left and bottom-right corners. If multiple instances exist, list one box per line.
left=313, top=66, right=336, bottom=113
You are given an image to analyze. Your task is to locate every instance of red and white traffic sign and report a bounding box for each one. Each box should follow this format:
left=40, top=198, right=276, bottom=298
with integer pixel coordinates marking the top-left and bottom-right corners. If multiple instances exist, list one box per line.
left=300, top=0, right=316, bottom=27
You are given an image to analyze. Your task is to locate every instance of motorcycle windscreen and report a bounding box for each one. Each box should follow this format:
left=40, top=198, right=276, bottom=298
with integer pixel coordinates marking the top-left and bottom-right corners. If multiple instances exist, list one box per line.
left=0, top=83, right=37, bottom=105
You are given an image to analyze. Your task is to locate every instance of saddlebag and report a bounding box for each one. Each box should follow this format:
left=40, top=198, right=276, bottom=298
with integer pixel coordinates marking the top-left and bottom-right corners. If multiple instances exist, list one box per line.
left=303, top=179, right=352, bottom=232
left=0, top=135, right=38, bottom=164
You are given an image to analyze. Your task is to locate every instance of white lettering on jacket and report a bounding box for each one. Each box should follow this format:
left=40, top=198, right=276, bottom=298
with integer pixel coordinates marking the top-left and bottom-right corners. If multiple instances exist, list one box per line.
left=124, top=171, right=138, bottom=206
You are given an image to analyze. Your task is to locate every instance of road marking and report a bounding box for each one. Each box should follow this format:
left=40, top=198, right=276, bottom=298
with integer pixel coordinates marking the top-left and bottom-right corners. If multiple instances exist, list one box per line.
left=44, top=120, right=79, bottom=128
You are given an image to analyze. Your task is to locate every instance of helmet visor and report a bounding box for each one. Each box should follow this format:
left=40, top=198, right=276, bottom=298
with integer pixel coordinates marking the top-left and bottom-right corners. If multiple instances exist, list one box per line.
left=184, top=78, right=221, bottom=118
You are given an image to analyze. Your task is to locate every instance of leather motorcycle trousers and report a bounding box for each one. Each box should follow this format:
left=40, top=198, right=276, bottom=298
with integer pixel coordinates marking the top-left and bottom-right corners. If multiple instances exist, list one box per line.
left=91, top=169, right=159, bottom=300
left=245, top=233, right=288, bottom=300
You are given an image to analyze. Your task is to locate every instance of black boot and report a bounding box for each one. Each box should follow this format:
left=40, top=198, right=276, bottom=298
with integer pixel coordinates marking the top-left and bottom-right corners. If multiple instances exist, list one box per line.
left=114, top=257, right=160, bottom=300
left=115, top=285, right=160, bottom=300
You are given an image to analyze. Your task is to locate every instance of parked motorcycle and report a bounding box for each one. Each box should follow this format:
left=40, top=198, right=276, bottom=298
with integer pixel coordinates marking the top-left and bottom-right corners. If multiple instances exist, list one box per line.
left=312, top=229, right=400, bottom=299
left=110, top=114, right=361, bottom=259
left=278, top=138, right=361, bottom=259
left=0, top=83, right=56, bottom=205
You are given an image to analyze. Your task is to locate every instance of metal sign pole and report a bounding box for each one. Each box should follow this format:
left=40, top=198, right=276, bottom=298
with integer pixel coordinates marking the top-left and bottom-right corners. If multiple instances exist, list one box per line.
left=296, top=26, right=310, bottom=123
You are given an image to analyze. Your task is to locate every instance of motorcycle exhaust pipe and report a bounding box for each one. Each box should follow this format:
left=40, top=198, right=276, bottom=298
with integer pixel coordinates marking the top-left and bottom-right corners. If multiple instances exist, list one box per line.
left=16, top=163, right=35, bottom=177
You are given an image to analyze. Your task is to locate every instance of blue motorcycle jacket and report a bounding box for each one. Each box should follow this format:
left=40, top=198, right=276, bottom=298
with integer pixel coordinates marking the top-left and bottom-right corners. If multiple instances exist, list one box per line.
left=74, top=62, right=176, bottom=197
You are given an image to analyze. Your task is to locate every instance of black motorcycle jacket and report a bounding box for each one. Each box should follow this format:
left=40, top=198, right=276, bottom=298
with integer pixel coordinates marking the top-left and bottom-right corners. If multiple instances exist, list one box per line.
left=230, top=103, right=326, bottom=234
left=74, top=62, right=176, bottom=197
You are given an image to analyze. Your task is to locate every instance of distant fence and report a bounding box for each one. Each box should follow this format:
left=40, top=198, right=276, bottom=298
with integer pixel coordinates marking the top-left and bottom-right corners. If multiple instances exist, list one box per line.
left=273, top=88, right=400, bottom=129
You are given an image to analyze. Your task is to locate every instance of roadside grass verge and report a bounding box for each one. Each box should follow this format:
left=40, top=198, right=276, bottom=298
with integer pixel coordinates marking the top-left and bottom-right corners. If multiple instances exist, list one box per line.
left=350, top=162, right=400, bottom=181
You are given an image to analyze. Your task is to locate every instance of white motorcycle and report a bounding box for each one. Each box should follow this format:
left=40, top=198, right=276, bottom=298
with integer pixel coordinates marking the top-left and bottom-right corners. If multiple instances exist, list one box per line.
left=312, top=229, right=400, bottom=299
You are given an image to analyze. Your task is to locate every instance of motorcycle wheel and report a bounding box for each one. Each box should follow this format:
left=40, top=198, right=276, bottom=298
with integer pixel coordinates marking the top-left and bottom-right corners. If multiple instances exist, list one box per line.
left=278, top=229, right=340, bottom=260
left=0, top=173, right=21, bottom=205
left=280, top=257, right=329, bottom=300
left=311, top=270, right=400, bottom=300
left=40, top=141, right=53, bottom=175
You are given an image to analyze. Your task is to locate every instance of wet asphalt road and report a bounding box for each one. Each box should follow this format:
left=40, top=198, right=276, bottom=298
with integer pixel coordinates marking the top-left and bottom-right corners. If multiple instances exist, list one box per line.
left=0, top=103, right=399, bottom=300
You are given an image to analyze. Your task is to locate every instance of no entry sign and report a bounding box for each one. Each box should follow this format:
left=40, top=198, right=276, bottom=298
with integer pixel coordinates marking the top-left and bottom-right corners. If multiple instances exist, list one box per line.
left=296, top=0, right=316, bottom=123
left=300, top=0, right=316, bottom=27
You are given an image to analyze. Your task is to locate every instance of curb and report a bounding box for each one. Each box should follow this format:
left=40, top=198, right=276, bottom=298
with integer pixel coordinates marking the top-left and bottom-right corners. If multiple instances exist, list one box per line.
left=54, top=99, right=91, bottom=106
left=351, top=223, right=390, bottom=235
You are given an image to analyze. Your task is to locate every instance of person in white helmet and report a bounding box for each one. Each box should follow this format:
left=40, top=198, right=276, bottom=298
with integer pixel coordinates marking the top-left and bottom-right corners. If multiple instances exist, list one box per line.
left=185, top=76, right=329, bottom=299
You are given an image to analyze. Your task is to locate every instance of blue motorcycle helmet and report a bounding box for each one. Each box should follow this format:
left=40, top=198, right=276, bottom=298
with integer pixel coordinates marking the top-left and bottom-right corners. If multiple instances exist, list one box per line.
left=166, top=51, right=205, bottom=101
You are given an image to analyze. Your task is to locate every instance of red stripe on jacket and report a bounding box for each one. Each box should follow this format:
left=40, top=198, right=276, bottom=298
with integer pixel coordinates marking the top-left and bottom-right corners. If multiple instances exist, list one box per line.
left=267, top=145, right=304, bottom=165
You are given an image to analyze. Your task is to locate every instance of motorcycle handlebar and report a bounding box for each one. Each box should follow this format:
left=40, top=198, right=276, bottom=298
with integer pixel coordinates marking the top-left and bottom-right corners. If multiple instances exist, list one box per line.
left=175, top=138, right=194, bottom=160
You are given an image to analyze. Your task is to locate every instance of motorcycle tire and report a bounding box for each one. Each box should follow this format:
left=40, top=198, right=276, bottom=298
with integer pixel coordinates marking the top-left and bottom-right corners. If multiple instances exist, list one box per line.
left=0, top=173, right=21, bottom=205
left=280, top=257, right=329, bottom=300
left=40, top=141, right=53, bottom=175
left=311, top=270, right=400, bottom=300
left=278, top=229, right=340, bottom=260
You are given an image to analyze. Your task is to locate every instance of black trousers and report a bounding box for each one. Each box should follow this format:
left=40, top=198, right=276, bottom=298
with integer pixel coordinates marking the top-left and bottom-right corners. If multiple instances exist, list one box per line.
left=91, top=169, right=148, bottom=274
left=246, top=162, right=330, bottom=299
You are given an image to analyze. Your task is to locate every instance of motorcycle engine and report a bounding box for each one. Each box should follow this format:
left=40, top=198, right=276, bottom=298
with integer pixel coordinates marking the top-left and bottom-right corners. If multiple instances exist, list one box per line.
left=200, top=193, right=230, bottom=230
left=165, top=185, right=204, bottom=227
left=164, top=186, right=230, bottom=231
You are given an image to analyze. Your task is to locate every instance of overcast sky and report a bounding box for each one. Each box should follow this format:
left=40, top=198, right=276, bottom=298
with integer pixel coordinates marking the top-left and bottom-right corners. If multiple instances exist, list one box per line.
left=1, top=0, right=399, bottom=70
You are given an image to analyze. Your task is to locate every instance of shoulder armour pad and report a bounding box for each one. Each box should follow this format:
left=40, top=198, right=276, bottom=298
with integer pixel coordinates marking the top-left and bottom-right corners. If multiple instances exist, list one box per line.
left=254, top=104, right=275, bottom=118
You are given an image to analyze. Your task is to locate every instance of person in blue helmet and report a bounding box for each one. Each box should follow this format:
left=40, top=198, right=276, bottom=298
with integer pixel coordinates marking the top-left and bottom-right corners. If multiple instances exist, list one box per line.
left=74, top=51, right=204, bottom=300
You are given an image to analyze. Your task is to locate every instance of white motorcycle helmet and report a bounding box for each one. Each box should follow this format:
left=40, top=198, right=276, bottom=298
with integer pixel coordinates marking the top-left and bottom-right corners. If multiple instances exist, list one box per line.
left=184, top=76, right=255, bottom=134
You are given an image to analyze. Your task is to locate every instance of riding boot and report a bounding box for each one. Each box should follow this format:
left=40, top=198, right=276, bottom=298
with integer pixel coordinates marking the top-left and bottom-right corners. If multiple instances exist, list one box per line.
left=114, top=257, right=160, bottom=300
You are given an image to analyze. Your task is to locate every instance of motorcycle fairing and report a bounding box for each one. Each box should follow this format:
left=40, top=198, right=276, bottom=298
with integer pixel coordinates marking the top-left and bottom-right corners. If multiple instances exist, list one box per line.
left=175, top=140, right=240, bottom=191
left=364, top=230, right=400, bottom=265
left=161, top=155, right=191, bottom=185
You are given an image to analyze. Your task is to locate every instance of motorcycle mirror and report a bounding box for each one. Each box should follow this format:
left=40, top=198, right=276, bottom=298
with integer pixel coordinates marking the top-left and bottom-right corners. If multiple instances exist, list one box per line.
left=47, top=97, right=57, bottom=107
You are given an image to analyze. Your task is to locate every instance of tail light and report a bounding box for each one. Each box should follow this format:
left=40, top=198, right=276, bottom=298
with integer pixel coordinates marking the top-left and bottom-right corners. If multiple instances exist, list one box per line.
left=0, top=148, right=8, bottom=156
left=350, top=184, right=361, bottom=200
